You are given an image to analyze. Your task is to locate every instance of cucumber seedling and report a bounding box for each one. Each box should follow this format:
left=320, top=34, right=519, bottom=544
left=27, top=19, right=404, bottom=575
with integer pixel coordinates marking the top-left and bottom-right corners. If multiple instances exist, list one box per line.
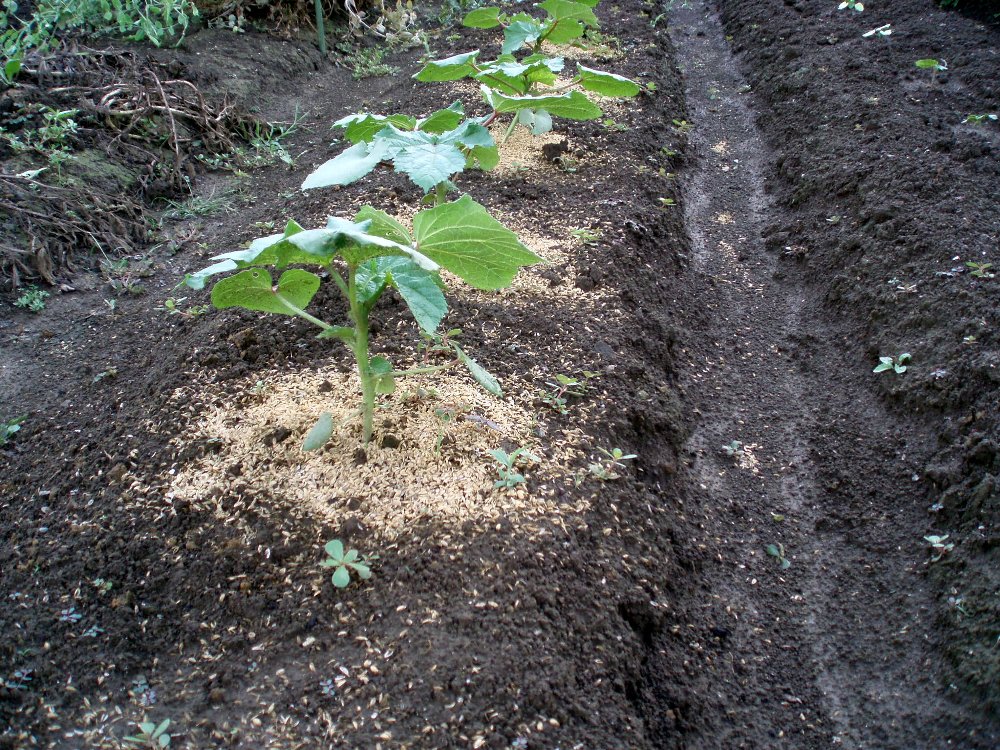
left=302, top=102, right=499, bottom=204
left=914, top=58, right=947, bottom=82
left=873, top=352, right=911, bottom=375
left=184, top=199, right=541, bottom=445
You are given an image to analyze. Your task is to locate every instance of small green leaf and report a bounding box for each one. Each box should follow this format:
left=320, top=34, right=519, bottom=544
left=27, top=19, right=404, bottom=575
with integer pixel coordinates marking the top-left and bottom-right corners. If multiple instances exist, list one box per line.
left=780, top=558, right=792, bottom=570
left=353, top=563, right=372, bottom=579
left=370, top=356, right=396, bottom=394
left=413, top=196, right=541, bottom=290
left=914, top=58, right=942, bottom=70
left=303, top=412, right=334, bottom=451
left=502, top=18, right=545, bottom=54
left=578, top=65, right=642, bottom=98
left=414, top=50, right=480, bottom=82
left=344, top=549, right=359, bottom=563
left=463, top=7, right=502, bottom=27
left=765, top=544, right=780, bottom=558
left=332, top=566, right=351, bottom=588
left=325, top=539, right=344, bottom=559
left=456, top=346, right=502, bottom=397
left=211, top=269, right=321, bottom=315
left=483, top=87, right=603, bottom=120
left=417, top=101, right=466, bottom=134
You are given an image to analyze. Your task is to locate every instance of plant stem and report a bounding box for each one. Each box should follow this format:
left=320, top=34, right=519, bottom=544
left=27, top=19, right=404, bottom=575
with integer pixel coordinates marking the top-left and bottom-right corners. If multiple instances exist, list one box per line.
left=314, top=0, right=327, bottom=55
left=388, top=363, right=454, bottom=378
left=346, top=264, right=376, bottom=444
left=433, top=182, right=449, bottom=205
left=501, top=115, right=519, bottom=144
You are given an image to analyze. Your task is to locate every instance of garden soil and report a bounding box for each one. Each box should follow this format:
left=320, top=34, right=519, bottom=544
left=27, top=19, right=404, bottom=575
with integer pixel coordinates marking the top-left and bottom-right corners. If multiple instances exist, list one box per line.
left=1, top=1, right=998, bottom=748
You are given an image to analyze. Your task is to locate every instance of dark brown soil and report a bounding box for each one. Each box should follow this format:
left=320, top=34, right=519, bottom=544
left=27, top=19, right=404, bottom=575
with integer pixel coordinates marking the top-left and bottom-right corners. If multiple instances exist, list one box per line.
left=1, top=1, right=998, bottom=748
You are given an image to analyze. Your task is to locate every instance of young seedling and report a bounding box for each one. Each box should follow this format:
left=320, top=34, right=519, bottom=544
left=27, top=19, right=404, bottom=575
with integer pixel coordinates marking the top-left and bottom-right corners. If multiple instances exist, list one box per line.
left=924, top=534, right=954, bottom=563
left=13, top=286, right=49, bottom=313
left=722, top=440, right=743, bottom=457
left=765, top=543, right=791, bottom=569
left=963, top=113, right=997, bottom=125
left=321, top=539, right=373, bottom=588
left=302, top=102, right=499, bottom=204
left=569, top=227, right=601, bottom=245
left=0, top=416, right=25, bottom=446
left=837, top=0, right=864, bottom=11
left=862, top=23, right=892, bottom=37
left=158, top=297, right=210, bottom=317
left=490, top=446, right=541, bottom=488
left=123, top=718, right=172, bottom=749
left=184, top=199, right=540, bottom=446
left=588, top=447, right=637, bottom=480
left=965, top=261, right=995, bottom=279
left=914, top=58, right=947, bottom=82
left=541, top=371, right=598, bottom=413
left=873, top=352, right=911, bottom=375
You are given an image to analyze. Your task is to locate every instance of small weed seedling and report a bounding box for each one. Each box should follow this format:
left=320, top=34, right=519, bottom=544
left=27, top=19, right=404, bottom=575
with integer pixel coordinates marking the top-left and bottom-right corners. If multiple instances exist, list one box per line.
left=4, top=668, right=32, bottom=691
left=569, top=227, right=601, bottom=245
left=874, top=352, right=911, bottom=374
left=14, top=286, right=49, bottom=312
left=490, top=446, right=540, bottom=489
left=588, top=447, right=637, bottom=481
left=541, top=371, right=598, bottom=413
left=963, top=113, right=997, bottom=125
left=722, top=440, right=743, bottom=457
left=766, top=543, right=791, bottom=569
left=321, top=539, right=373, bottom=588
left=123, top=718, right=172, bottom=748
left=837, top=0, right=864, bottom=11
left=915, top=58, right=947, bottom=82
left=965, top=261, right=995, bottom=279
left=158, top=297, right=210, bottom=317
left=345, top=47, right=400, bottom=80
left=924, top=534, right=954, bottom=563
left=0, top=415, right=26, bottom=446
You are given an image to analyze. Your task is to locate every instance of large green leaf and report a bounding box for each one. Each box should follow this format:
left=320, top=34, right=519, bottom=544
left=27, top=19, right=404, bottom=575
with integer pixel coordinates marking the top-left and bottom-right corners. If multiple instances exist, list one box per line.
left=438, top=121, right=495, bottom=149
left=543, top=18, right=584, bottom=45
left=413, top=51, right=480, bottom=82
left=468, top=145, right=500, bottom=171
left=577, top=65, right=642, bottom=98
left=334, top=112, right=416, bottom=143
left=538, top=0, right=599, bottom=27
left=413, top=195, right=541, bottom=290
left=211, top=269, right=321, bottom=315
left=473, top=67, right=529, bottom=95
left=484, top=88, right=602, bottom=120
left=417, top=101, right=465, bottom=134
left=502, top=18, right=545, bottom=54
left=358, top=256, right=447, bottom=332
left=462, top=7, right=502, bottom=27
left=517, top=108, right=554, bottom=135
left=354, top=207, right=413, bottom=245
left=392, top=143, right=468, bottom=192
left=302, top=141, right=389, bottom=190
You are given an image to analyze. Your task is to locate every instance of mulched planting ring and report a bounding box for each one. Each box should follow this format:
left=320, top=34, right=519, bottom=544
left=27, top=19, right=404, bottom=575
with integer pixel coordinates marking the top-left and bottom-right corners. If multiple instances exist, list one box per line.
left=1, top=1, right=998, bottom=748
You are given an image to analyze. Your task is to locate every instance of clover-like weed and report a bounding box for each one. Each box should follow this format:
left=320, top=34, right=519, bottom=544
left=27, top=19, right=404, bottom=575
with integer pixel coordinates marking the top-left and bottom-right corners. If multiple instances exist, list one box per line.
left=321, top=539, right=373, bottom=588
left=588, top=447, right=637, bottom=480
left=123, top=718, right=172, bottom=748
left=490, top=446, right=540, bottom=488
